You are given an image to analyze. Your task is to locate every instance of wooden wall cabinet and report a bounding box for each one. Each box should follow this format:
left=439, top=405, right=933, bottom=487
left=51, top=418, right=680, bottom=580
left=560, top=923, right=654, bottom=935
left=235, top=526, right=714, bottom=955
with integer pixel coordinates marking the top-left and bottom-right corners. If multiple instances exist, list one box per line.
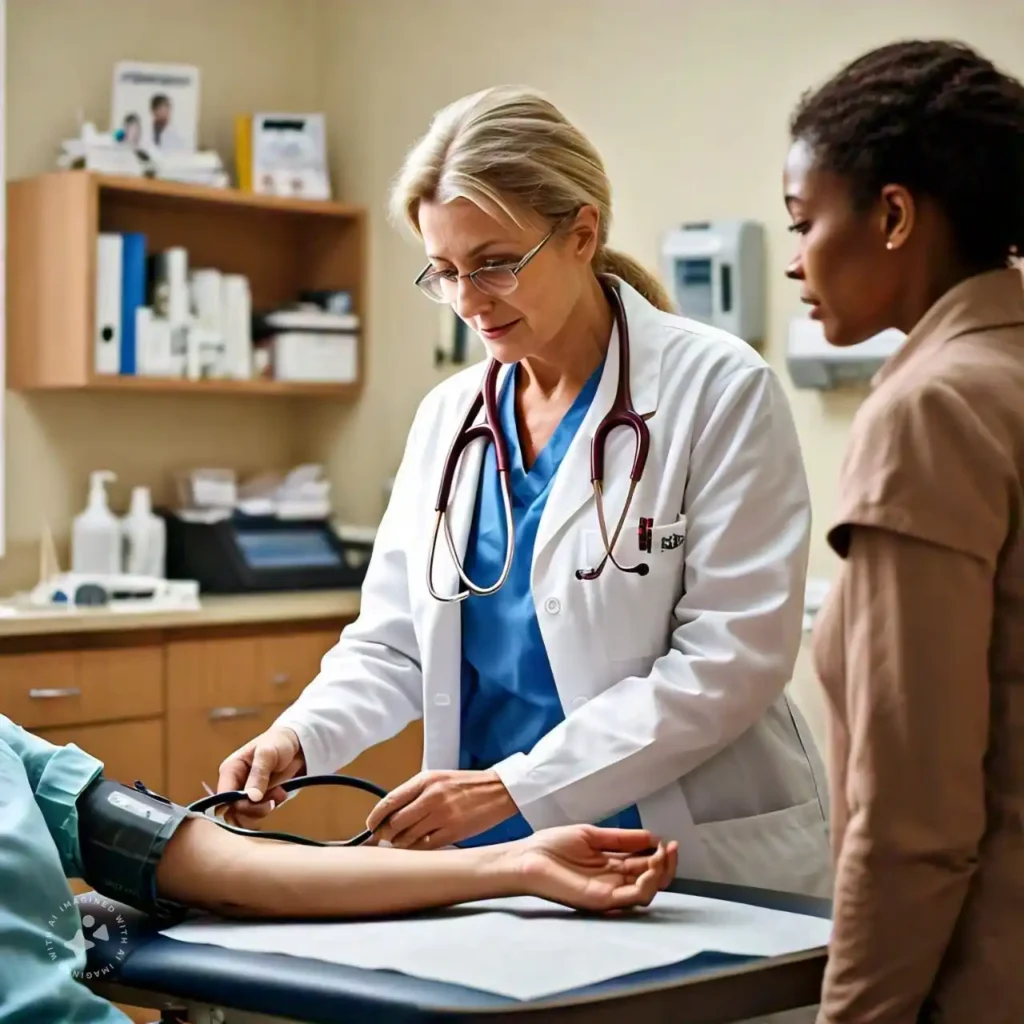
left=6, top=171, right=367, bottom=397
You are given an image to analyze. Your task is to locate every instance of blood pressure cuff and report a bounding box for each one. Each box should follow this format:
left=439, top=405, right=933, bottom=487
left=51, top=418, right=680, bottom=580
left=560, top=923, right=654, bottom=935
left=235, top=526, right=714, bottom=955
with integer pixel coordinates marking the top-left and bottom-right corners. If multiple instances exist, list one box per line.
left=76, top=776, right=192, bottom=923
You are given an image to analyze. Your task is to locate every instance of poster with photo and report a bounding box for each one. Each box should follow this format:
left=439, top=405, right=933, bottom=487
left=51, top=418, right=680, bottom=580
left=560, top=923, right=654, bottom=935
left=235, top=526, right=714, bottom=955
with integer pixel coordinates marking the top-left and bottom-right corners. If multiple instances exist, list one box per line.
left=111, top=61, right=200, bottom=154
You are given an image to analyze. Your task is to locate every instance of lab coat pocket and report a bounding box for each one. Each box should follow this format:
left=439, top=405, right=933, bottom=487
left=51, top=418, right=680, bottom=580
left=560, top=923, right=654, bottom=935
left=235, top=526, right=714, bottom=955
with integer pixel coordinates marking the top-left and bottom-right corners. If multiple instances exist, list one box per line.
left=694, top=798, right=832, bottom=898
left=578, top=517, right=687, bottom=665
left=644, top=516, right=688, bottom=573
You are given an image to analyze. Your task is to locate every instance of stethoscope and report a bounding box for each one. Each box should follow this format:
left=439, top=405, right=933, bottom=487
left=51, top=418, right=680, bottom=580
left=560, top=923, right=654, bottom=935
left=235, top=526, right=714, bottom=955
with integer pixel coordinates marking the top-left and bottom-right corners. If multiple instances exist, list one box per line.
left=427, top=274, right=652, bottom=603
left=183, top=774, right=389, bottom=847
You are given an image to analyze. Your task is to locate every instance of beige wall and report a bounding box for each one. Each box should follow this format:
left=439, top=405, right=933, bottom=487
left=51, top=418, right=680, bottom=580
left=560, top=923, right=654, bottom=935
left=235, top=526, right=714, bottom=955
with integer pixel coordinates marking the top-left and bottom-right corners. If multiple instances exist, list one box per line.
left=2, top=0, right=323, bottom=592
left=306, top=0, right=1024, bottom=584
left=7, top=0, right=1024, bottom=609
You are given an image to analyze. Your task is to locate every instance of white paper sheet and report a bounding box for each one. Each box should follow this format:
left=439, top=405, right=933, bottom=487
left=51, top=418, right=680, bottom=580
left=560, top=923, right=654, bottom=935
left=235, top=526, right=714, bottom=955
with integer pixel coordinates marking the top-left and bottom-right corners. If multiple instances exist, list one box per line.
left=161, top=891, right=832, bottom=1002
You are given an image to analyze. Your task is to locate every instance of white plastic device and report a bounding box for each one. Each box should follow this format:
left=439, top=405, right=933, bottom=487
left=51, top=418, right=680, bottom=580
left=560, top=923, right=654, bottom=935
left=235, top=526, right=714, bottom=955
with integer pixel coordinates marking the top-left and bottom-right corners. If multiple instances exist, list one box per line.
left=660, top=220, right=766, bottom=345
left=787, top=317, right=905, bottom=389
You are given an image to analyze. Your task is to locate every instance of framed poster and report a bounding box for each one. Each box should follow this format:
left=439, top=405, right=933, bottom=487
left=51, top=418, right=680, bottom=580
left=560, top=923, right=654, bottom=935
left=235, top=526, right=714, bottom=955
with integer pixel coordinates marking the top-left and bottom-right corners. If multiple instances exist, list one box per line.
left=111, top=60, right=199, bottom=154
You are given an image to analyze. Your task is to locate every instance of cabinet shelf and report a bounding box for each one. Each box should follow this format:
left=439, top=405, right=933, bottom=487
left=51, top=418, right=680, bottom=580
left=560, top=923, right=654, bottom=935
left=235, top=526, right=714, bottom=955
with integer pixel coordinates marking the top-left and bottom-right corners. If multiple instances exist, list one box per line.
left=5, top=171, right=367, bottom=395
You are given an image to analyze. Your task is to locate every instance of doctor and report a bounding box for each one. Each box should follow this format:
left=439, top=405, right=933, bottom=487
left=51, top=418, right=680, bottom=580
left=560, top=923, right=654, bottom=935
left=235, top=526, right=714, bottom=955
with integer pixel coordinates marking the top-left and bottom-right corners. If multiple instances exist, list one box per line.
left=219, top=85, right=830, bottom=897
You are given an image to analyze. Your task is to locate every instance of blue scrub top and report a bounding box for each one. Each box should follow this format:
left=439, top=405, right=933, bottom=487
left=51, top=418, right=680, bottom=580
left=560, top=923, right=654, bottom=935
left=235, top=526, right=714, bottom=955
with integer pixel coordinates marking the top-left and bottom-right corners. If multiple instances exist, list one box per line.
left=457, top=361, right=642, bottom=847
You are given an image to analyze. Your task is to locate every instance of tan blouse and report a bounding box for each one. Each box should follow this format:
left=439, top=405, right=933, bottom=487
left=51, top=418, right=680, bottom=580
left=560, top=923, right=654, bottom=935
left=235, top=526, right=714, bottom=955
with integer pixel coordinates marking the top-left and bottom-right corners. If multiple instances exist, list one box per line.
left=812, top=268, right=1024, bottom=1024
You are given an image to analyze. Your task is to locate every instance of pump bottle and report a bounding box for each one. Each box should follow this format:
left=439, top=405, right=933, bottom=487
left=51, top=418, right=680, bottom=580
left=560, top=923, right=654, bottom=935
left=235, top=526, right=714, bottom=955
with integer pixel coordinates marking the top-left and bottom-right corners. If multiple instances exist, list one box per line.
left=122, top=486, right=166, bottom=578
left=72, top=471, right=122, bottom=574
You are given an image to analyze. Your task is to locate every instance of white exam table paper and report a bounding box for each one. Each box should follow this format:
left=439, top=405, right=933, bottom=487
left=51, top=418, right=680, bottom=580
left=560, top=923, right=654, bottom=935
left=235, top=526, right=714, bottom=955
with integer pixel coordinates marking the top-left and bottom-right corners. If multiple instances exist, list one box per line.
left=160, top=891, right=832, bottom=1002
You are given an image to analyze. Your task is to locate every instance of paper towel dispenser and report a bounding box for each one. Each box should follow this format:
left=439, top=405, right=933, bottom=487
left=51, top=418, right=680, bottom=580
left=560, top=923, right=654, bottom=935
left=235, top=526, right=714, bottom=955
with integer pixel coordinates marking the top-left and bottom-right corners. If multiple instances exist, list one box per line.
left=660, top=220, right=766, bottom=346
left=787, top=317, right=905, bottom=389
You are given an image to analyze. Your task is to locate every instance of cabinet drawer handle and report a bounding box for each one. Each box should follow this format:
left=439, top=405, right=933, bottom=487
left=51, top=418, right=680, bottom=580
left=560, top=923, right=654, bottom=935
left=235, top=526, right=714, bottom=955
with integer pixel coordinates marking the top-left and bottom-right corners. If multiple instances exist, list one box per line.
left=29, top=687, right=82, bottom=700
left=271, top=673, right=290, bottom=686
left=208, top=706, right=260, bottom=721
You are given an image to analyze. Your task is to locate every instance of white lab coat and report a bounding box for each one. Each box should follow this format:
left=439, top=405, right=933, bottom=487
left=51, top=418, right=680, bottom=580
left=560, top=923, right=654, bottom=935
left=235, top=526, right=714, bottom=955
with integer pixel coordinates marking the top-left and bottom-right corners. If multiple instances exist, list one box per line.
left=275, top=278, right=832, bottom=899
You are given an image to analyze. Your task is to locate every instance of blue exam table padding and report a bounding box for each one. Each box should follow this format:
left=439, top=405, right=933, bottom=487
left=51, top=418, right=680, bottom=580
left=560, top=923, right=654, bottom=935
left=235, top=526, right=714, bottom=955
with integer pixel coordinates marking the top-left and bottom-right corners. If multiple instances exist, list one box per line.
left=88, top=879, right=832, bottom=1024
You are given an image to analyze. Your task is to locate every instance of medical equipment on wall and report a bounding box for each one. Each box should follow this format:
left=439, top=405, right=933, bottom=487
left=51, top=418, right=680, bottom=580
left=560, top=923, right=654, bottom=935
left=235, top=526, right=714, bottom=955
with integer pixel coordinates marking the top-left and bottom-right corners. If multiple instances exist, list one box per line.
left=428, top=275, right=650, bottom=603
left=786, top=316, right=905, bottom=389
left=660, top=220, right=766, bottom=345
left=186, top=773, right=389, bottom=846
left=162, top=510, right=372, bottom=593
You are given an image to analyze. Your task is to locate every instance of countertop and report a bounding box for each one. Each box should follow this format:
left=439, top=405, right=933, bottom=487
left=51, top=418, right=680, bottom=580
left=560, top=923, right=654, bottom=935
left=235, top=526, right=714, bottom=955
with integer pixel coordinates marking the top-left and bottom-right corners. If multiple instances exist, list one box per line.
left=0, top=589, right=362, bottom=638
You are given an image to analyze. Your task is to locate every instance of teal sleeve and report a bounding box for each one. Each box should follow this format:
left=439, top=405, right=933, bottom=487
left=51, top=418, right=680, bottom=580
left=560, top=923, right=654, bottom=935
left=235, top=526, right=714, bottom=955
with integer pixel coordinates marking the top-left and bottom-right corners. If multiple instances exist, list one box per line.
left=0, top=715, right=104, bottom=878
left=0, top=738, right=131, bottom=1023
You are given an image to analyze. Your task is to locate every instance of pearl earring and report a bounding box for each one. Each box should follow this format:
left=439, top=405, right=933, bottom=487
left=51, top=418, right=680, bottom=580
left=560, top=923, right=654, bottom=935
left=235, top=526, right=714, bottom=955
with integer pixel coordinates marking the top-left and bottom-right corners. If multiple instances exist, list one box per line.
left=885, top=241, right=894, bottom=250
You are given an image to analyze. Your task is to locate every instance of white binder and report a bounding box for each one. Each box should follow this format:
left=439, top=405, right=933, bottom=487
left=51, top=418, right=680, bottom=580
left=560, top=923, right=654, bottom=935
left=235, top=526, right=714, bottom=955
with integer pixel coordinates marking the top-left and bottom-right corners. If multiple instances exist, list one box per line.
left=94, top=233, right=123, bottom=374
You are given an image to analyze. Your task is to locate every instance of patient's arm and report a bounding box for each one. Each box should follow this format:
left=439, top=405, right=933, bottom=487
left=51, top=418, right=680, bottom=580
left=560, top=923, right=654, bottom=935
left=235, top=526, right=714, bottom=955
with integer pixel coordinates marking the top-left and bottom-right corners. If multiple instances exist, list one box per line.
left=155, top=816, right=677, bottom=918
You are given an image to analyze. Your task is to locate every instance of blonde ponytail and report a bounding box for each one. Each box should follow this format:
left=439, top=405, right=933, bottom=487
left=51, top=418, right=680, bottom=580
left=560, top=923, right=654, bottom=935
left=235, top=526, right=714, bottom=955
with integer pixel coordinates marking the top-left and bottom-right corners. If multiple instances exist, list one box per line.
left=390, top=85, right=674, bottom=312
left=596, top=247, right=674, bottom=313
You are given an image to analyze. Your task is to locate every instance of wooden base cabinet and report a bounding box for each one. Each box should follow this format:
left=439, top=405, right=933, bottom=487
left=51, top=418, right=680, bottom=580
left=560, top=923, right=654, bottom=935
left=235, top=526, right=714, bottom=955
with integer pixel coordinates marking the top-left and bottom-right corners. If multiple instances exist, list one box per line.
left=0, top=610, right=423, bottom=1024
left=0, top=614, right=424, bottom=855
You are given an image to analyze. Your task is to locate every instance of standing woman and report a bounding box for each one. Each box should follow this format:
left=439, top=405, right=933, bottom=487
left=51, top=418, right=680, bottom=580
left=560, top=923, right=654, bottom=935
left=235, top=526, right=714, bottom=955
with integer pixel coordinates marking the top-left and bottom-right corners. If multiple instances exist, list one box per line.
left=784, top=40, right=1024, bottom=1023
left=219, top=85, right=830, bottom=898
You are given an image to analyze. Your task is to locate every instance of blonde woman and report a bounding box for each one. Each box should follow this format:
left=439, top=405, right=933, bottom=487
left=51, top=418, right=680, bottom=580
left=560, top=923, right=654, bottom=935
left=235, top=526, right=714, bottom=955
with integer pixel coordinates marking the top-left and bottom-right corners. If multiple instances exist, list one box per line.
left=220, top=86, right=830, bottom=902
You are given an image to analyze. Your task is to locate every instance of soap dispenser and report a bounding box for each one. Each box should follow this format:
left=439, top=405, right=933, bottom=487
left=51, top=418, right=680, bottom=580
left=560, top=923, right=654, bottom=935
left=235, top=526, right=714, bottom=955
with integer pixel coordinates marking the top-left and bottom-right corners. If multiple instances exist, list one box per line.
left=122, top=485, right=166, bottom=578
left=72, top=471, right=122, bottom=575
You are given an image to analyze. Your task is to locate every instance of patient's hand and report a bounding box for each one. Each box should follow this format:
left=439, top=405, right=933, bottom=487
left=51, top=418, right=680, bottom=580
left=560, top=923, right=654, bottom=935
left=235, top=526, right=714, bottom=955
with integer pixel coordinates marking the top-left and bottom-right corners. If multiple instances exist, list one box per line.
left=513, top=826, right=678, bottom=912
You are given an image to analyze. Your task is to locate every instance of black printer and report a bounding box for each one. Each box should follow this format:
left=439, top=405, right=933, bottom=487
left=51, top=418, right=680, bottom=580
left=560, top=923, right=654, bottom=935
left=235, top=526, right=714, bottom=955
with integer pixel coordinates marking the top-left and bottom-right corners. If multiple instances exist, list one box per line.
left=161, top=511, right=373, bottom=594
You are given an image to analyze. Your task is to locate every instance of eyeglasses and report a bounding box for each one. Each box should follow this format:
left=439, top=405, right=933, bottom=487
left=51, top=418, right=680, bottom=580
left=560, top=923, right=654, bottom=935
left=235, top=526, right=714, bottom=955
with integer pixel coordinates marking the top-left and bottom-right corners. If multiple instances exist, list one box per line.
left=414, top=216, right=569, bottom=304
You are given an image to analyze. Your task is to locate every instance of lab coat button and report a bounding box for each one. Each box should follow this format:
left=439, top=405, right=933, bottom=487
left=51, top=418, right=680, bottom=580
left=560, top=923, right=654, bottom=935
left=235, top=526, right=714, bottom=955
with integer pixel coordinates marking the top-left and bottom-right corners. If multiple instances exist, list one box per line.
left=433, top=693, right=451, bottom=706
left=544, top=597, right=561, bottom=615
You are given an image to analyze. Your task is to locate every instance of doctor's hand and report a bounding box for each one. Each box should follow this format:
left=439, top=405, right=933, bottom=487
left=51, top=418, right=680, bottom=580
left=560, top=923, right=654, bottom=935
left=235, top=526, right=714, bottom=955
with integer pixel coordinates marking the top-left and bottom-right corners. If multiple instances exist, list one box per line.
left=215, top=726, right=306, bottom=829
left=515, top=826, right=679, bottom=912
left=367, top=769, right=517, bottom=848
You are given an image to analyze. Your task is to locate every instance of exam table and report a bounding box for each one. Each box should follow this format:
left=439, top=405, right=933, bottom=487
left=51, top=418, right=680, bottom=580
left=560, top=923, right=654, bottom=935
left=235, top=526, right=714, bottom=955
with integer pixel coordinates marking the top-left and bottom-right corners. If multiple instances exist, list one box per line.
left=86, top=879, right=831, bottom=1024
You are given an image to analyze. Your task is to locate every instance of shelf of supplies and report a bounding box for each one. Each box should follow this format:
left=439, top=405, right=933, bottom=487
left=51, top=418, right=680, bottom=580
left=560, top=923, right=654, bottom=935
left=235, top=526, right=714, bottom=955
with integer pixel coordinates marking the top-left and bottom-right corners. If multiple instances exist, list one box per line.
left=76, top=374, right=360, bottom=397
left=91, top=172, right=364, bottom=218
left=5, top=171, right=367, bottom=394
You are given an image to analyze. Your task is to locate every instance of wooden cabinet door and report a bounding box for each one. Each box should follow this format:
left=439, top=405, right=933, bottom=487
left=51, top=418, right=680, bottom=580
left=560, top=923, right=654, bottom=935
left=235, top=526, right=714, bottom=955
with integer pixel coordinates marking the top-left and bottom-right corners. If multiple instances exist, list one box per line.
left=0, top=646, right=162, bottom=729
left=166, top=635, right=261, bottom=713
left=36, top=718, right=165, bottom=792
left=267, top=716, right=425, bottom=843
left=167, top=704, right=272, bottom=806
left=167, top=634, right=265, bottom=806
left=256, top=627, right=340, bottom=705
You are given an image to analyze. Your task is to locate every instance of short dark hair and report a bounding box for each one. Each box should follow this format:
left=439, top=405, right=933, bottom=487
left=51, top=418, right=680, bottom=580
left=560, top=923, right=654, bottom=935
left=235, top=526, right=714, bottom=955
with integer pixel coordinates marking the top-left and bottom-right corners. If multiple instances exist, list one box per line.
left=150, top=93, right=171, bottom=112
left=790, top=40, right=1024, bottom=270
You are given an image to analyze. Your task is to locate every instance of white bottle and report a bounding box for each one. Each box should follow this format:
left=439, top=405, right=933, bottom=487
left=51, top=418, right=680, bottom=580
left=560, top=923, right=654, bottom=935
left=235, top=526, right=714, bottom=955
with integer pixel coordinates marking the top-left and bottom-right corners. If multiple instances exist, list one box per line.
left=122, top=486, right=166, bottom=578
left=72, top=471, right=122, bottom=575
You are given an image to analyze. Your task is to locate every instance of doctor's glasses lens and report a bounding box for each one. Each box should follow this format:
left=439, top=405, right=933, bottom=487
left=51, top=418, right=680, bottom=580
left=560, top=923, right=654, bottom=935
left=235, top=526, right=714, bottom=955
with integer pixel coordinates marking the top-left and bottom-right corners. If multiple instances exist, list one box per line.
left=417, top=267, right=520, bottom=303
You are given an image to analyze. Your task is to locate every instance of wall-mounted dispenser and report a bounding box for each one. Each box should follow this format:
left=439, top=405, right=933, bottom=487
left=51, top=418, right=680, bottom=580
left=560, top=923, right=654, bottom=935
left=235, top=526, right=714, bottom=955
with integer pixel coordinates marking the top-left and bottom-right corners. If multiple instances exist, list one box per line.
left=660, top=220, right=766, bottom=346
left=787, top=316, right=905, bottom=390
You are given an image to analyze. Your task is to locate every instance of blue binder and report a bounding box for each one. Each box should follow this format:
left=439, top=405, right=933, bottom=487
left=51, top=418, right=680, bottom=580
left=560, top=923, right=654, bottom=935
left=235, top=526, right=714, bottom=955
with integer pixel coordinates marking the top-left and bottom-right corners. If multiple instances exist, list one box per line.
left=119, top=232, right=147, bottom=375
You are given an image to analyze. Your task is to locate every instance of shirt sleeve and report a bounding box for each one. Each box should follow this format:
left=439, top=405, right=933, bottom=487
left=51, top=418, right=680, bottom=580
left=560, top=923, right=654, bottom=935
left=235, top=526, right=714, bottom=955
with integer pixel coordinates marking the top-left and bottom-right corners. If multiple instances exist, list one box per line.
left=819, top=527, right=992, bottom=1023
left=819, top=380, right=1010, bottom=1023
left=0, top=734, right=131, bottom=1024
left=0, top=716, right=104, bottom=878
